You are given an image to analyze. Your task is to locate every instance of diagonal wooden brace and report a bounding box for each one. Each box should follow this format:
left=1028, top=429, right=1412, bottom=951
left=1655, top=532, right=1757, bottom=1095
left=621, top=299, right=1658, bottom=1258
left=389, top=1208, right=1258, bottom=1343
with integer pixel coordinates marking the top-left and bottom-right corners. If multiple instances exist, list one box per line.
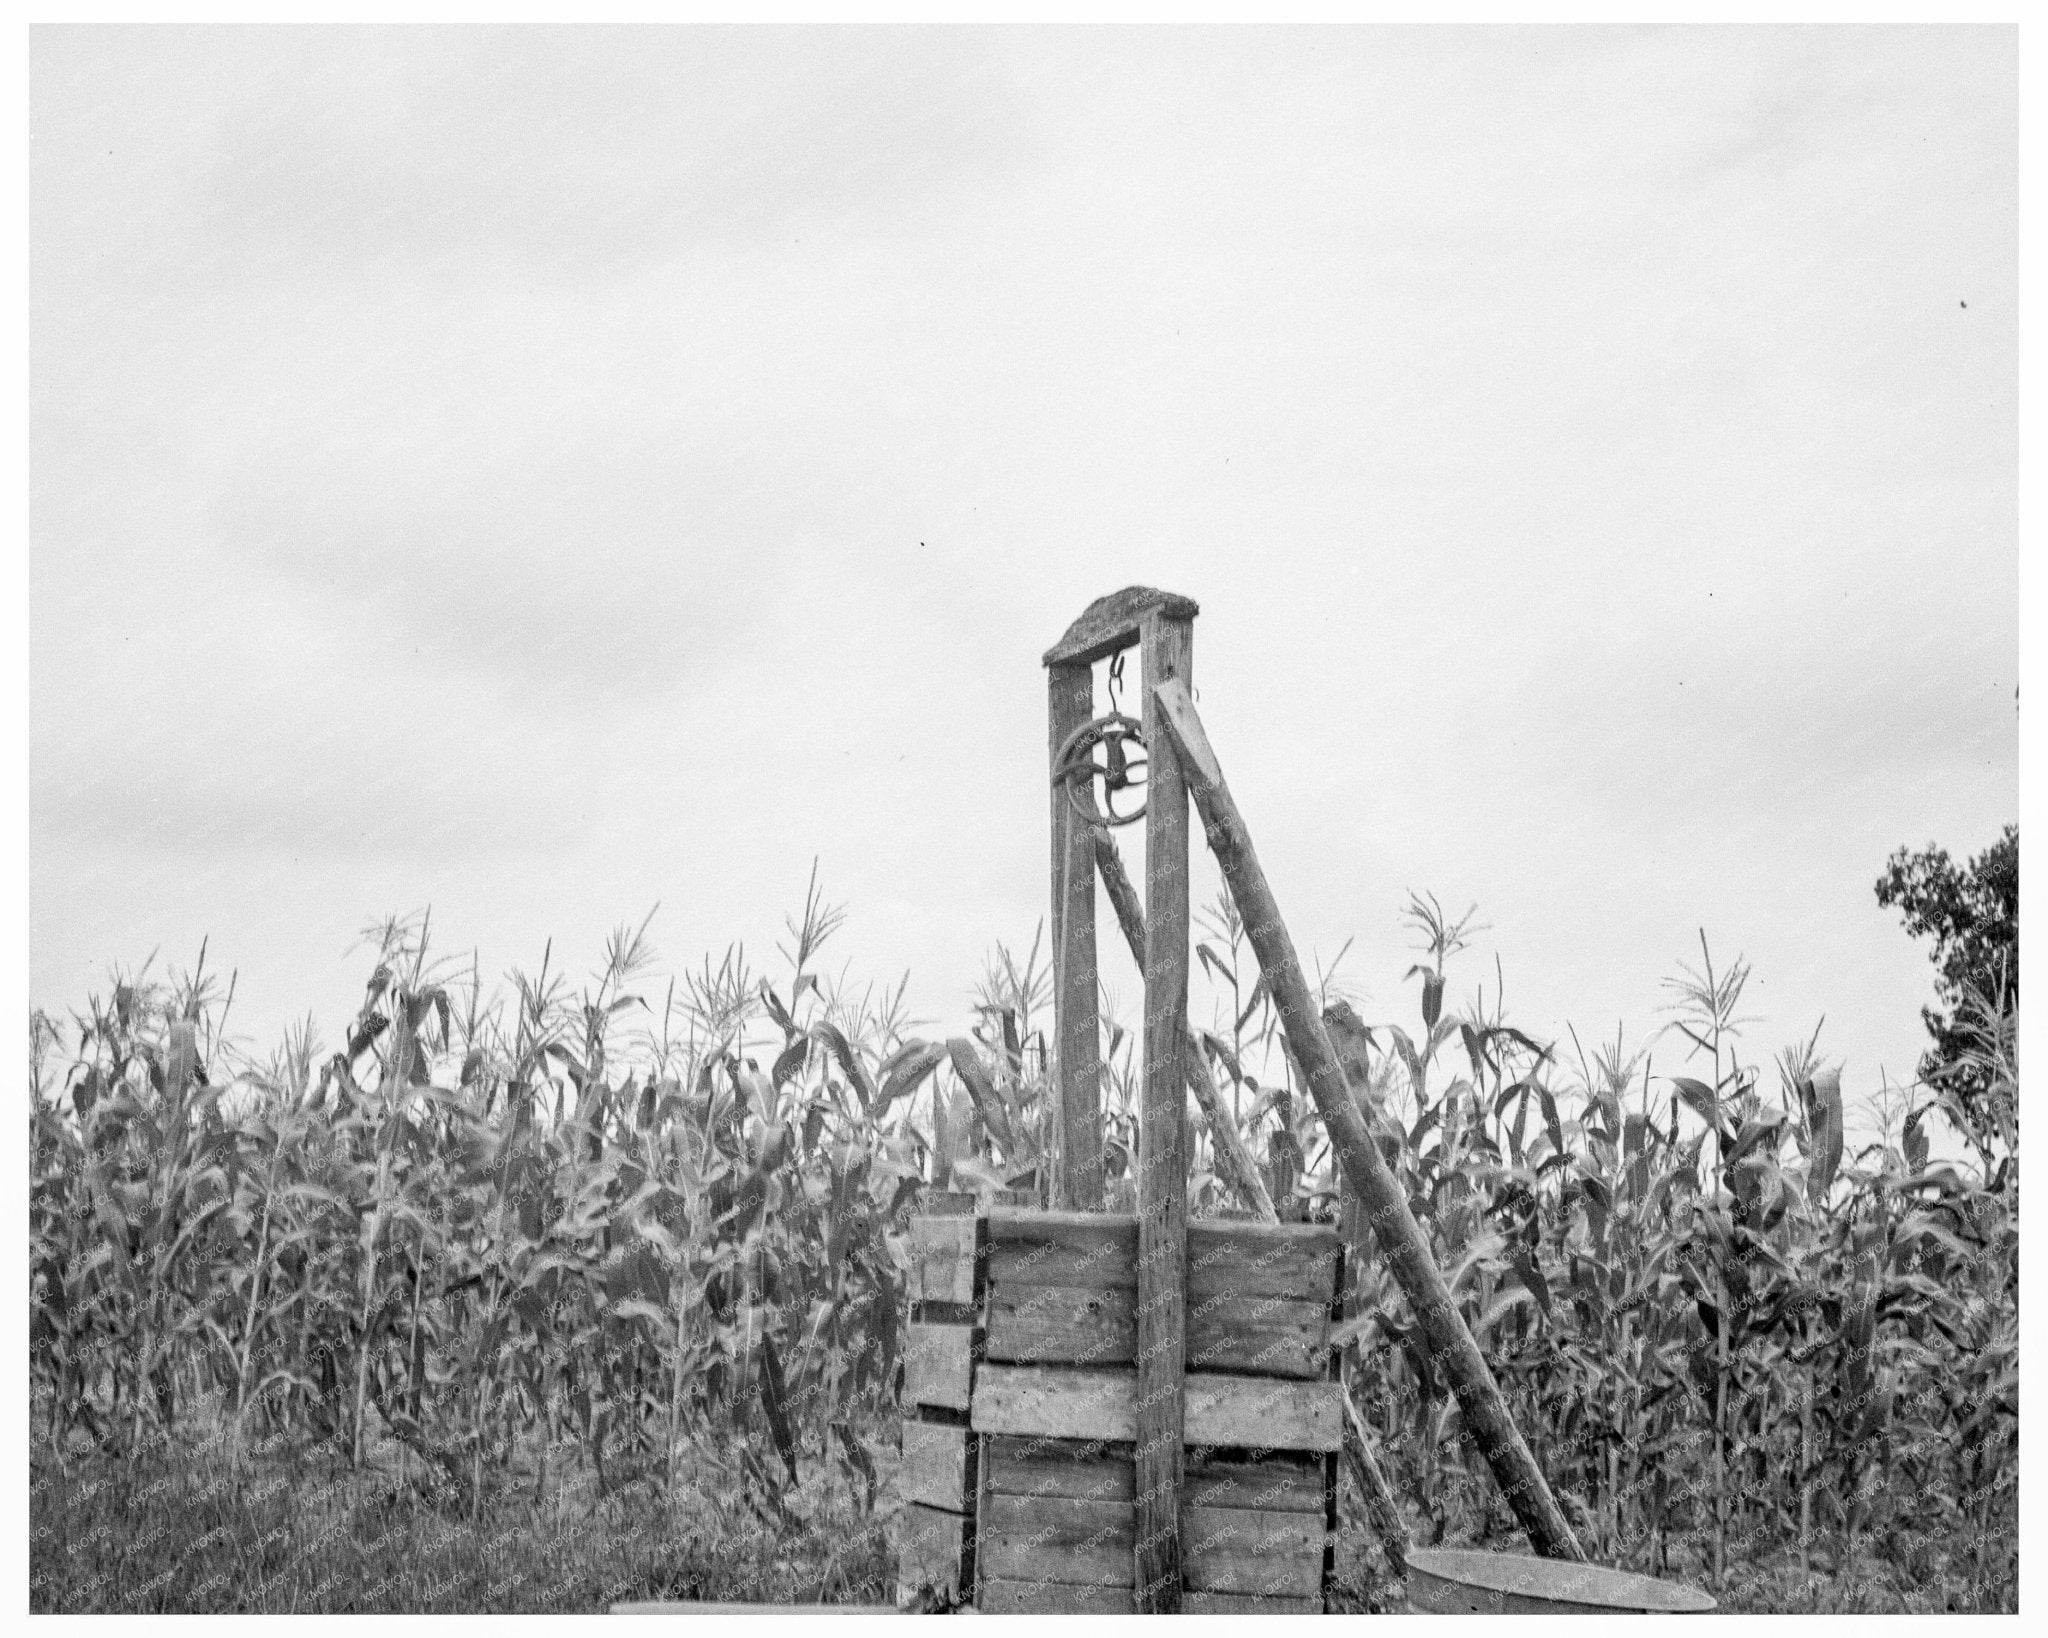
left=1151, top=676, right=1586, bottom=1564
left=1088, top=826, right=1278, bottom=1224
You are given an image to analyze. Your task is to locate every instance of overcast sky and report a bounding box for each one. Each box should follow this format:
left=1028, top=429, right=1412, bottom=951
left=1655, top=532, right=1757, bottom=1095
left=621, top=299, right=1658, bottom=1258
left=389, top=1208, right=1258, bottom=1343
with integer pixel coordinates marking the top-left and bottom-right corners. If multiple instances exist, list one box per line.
left=31, top=26, right=2015, bottom=1140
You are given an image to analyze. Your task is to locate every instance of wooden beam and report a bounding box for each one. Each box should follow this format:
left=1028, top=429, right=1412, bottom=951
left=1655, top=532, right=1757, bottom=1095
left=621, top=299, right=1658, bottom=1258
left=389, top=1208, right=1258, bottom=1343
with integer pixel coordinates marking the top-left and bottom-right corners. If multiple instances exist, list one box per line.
left=1149, top=676, right=1587, bottom=1564
left=980, top=1493, right=1132, bottom=1587
left=901, top=1420, right=977, bottom=1513
left=1042, top=585, right=1200, bottom=668
left=979, top=1579, right=1133, bottom=1613
left=970, top=1365, right=1342, bottom=1453
left=1135, top=610, right=1191, bottom=1612
left=1184, top=1294, right=1332, bottom=1378
left=1342, top=1382, right=1412, bottom=1574
left=611, top=1604, right=898, bottom=1614
left=1182, top=1592, right=1321, bottom=1614
left=1186, top=1372, right=1342, bottom=1453
left=978, top=1495, right=1324, bottom=1602
left=1185, top=1220, right=1342, bottom=1304
left=904, top=1322, right=976, bottom=1413
left=983, top=1278, right=1332, bottom=1378
left=1182, top=1504, right=1325, bottom=1598
left=986, top=1283, right=1134, bottom=1367
left=979, top=1439, right=1329, bottom=1514
left=909, top=1214, right=981, bottom=1307
left=1090, top=826, right=1279, bottom=1222
left=983, top=1434, right=1134, bottom=1504
left=1187, top=1454, right=1326, bottom=1514
left=983, top=1210, right=1340, bottom=1302
left=1048, top=661, right=1102, bottom=1209
left=896, top=1502, right=974, bottom=1607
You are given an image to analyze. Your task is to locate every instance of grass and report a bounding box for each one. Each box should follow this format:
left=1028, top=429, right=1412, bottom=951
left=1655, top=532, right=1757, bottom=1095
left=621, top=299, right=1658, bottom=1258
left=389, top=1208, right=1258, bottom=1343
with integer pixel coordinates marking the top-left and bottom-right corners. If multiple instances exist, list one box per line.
left=1318, top=1513, right=2012, bottom=1614
left=30, top=1392, right=896, bottom=1613
left=35, top=1407, right=2001, bottom=1614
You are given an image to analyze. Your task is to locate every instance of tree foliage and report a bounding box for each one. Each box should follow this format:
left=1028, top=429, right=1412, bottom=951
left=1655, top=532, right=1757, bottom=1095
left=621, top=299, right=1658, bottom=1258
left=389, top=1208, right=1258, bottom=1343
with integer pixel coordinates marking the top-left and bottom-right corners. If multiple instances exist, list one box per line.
left=1875, top=825, right=2017, bottom=1120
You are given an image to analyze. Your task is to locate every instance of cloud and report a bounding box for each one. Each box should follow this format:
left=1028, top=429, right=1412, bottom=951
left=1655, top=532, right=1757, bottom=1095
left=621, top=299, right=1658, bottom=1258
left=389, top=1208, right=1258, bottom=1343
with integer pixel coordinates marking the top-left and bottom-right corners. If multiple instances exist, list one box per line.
left=30, top=570, right=603, bottom=862
left=210, top=440, right=823, bottom=705
left=181, top=29, right=1029, bottom=275
left=34, top=741, right=590, bottom=864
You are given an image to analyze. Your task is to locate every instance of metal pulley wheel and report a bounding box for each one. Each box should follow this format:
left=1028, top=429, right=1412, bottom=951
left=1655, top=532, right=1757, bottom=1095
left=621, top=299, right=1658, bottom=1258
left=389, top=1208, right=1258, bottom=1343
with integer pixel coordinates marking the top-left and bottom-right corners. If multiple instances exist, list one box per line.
left=1051, top=712, right=1149, bottom=827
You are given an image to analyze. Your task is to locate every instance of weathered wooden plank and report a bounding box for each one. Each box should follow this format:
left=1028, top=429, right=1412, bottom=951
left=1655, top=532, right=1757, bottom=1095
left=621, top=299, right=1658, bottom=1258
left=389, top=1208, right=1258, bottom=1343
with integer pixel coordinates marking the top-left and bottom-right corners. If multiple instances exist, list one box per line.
left=611, top=1604, right=897, bottom=1613
left=983, top=1434, right=1134, bottom=1504
left=984, top=1211, right=1339, bottom=1305
left=895, top=1502, right=972, bottom=1606
left=978, top=1578, right=1133, bottom=1613
left=1189, top=1371, right=1342, bottom=1452
left=618, top=1585, right=1315, bottom=1612
left=1182, top=1591, right=1322, bottom=1614
left=1156, top=673, right=1585, bottom=1563
left=987, top=1210, right=1137, bottom=1289
left=985, top=1283, right=1134, bottom=1366
left=986, top=1244, right=1132, bottom=1292
left=973, top=1364, right=1132, bottom=1441
left=971, top=1365, right=1341, bottom=1453
left=983, top=1492, right=1132, bottom=1550
left=910, top=1215, right=981, bottom=1307
left=904, top=1323, right=976, bottom=1413
left=1186, top=1293, right=1333, bottom=1379
left=1042, top=586, right=1201, bottom=668
left=978, top=1493, right=1132, bottom=1588
left=1187, top=1220, right=1342, bottom=1306
left=1185, top=1454, right=1325, bottom=1514
left=1186, top=1550, right=1322, bottom=1600
left=899, top=1420, right=974, bottom=1514
left=985, top=1281, right=1330, bottom=1377
left=969, top=1440, right=1330, bottom=1611
left=986, top=1206, right=1333, bottom=1248
left=1048, top=660, right=1103, bottom=1210
left=1136, top=607, right=1193, bottom=1616
left=1184, top=1503, right=1325, bottom=1598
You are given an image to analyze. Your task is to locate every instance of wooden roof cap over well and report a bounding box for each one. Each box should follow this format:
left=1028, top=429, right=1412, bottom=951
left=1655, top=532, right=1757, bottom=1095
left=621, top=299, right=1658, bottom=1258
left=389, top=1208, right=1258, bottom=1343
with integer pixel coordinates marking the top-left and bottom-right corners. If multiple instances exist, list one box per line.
left=1043, top=586, right=1199, bottom=668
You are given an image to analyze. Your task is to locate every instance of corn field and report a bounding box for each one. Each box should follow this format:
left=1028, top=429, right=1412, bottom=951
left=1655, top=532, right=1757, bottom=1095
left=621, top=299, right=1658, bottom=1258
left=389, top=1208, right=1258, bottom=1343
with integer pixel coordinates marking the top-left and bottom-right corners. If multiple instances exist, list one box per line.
left=28, top=882, right=2018, bottom=1611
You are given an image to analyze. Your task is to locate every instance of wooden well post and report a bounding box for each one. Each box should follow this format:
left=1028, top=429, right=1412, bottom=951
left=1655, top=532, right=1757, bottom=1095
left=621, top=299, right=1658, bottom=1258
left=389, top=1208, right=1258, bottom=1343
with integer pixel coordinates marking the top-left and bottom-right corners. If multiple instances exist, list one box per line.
left=1045, top=587, right=1199, bottom=1610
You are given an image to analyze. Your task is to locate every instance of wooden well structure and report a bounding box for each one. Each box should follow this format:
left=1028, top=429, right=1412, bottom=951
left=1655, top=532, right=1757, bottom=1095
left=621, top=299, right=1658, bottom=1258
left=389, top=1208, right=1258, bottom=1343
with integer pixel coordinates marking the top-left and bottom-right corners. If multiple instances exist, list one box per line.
left=894, top=588, right=1587, bottom=1614
left=897, top=1205, right=1345, bottom=1612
